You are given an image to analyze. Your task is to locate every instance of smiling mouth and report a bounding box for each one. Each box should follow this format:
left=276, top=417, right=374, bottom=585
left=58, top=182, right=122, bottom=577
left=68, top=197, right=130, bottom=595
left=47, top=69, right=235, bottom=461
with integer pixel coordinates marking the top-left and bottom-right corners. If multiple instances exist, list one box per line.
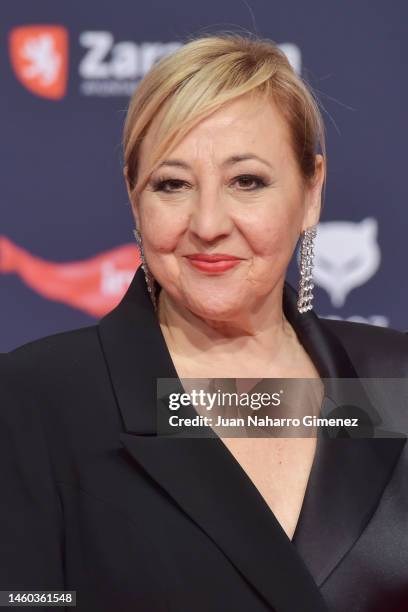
left=185, top=254, right=243, bottom=262
left=184, top=256, right=242, bottom=274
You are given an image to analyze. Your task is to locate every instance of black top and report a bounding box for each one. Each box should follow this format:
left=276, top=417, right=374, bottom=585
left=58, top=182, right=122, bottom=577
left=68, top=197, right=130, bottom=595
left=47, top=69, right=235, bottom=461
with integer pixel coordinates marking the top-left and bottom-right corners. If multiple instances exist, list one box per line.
left=1, top=266, right=408, bottom=612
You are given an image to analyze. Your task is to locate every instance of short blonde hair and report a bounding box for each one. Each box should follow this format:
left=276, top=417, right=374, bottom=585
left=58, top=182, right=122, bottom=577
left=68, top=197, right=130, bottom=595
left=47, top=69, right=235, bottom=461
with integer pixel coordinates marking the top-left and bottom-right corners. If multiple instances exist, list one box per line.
left=123, top=32, right=326, bottom=200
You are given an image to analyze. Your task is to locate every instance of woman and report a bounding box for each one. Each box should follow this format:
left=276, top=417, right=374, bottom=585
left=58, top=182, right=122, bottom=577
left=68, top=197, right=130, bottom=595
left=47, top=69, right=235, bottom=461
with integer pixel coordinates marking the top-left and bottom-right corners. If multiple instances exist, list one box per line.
left=1, top=33, right=408, bottom=612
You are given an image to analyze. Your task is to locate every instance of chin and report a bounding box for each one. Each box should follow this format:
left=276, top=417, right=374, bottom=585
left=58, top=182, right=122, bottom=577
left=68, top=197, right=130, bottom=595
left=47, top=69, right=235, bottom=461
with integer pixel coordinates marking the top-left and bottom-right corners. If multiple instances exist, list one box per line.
left=187, top=293, right=246, bottom=321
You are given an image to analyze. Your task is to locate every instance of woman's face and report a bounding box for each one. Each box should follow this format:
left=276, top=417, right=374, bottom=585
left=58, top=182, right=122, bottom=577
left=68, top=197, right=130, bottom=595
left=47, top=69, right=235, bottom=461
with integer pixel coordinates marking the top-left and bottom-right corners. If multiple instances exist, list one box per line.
left=129, top=94, right=324, bottom=320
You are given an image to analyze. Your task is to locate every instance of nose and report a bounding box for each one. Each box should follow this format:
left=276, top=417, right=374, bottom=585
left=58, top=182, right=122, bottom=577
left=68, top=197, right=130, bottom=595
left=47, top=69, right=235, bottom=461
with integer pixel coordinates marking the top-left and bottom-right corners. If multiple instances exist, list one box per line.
left=189, top=186, right=234, bottom=243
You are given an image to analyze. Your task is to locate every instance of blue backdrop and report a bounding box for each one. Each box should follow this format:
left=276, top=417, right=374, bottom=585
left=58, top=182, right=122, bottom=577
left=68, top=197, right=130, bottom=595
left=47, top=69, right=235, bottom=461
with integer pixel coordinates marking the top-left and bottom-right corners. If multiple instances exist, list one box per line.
left=1, top=0, right=407, bottom=351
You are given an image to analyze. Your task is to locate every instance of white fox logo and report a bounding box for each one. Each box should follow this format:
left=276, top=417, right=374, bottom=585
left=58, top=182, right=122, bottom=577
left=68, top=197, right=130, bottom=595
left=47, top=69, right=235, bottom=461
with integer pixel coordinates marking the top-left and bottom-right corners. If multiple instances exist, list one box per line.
left=312, top=218, right=381, bottom=307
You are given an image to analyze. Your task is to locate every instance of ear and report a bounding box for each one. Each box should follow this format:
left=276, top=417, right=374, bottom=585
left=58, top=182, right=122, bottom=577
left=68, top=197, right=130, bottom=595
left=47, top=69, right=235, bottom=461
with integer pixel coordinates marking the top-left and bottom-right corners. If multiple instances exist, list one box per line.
left=123, top=165, right=140, bottom=227
left=302, top=154, right=325, bottom=231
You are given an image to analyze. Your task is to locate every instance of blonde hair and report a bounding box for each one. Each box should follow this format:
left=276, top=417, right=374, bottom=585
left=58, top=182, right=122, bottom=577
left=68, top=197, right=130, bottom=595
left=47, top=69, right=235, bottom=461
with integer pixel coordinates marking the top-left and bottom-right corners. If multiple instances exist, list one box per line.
left=123, top=32, right=326, bottom=201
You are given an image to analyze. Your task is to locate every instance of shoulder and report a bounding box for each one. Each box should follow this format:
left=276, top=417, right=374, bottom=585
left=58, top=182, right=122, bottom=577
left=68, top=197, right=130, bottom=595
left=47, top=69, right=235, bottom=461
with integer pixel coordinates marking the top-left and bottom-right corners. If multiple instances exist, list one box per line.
left=319, top=317, right=408, bottom=377
left=0, top=325, right=115, bottom=448
left=0, top=324, right=104, bottom=395
left=320, top=317, right=408, bottom=351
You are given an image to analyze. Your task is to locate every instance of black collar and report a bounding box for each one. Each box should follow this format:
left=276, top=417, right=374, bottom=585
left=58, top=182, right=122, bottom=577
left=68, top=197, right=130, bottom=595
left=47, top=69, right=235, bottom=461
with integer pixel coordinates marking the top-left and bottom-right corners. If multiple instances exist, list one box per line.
left=98, top=266, right=405, bottom=609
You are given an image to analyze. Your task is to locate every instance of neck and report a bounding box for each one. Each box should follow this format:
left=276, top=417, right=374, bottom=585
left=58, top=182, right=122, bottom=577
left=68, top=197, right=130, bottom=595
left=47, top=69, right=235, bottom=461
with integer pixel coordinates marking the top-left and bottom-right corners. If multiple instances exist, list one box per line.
left=157, top=283, right=300, bottom=375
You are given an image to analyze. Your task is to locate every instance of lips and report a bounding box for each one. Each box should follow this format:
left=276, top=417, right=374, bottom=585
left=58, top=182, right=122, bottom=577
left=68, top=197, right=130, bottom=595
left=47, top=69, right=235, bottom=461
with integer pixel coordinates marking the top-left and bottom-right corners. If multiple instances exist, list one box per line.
left=185, top=254, right=243, bottom=273
left=186, top=254, right=242, bottom=262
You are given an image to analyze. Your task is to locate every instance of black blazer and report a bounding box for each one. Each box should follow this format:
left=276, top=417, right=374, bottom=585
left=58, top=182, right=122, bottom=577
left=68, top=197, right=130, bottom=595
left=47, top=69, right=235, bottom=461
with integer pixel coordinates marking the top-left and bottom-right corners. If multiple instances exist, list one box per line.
left=1, top=266, right=408, bottom=612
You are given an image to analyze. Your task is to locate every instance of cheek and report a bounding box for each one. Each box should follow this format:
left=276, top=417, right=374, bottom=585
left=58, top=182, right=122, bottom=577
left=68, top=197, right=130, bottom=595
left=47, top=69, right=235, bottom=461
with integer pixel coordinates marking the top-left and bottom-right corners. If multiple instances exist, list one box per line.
left=139, top=202, right=186, bottom=253
left=239, top=189, right=303, bottom=255
left=244, top=214, right=299, bottom=257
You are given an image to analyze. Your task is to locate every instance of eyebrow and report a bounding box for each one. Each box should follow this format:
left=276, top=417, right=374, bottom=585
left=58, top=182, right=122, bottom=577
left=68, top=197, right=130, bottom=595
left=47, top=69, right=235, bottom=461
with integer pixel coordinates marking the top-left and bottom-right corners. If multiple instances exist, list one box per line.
left=156, top=153, right=274, bottom=171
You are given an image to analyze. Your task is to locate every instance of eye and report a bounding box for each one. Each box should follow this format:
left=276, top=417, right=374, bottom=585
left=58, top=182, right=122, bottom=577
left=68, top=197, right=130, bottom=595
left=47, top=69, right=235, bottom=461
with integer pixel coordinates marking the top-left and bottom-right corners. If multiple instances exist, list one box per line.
left=232, top=174, right=268, bottom=191
left=151, top=178, right=189, bottom=193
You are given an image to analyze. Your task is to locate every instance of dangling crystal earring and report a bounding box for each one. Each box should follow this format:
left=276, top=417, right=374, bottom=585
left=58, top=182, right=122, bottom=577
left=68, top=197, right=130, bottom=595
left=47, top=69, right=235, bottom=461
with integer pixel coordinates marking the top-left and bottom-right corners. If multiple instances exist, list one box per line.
left=133, top=228, right=158, bottom=313
left=297, top=225, right=317, bottom=313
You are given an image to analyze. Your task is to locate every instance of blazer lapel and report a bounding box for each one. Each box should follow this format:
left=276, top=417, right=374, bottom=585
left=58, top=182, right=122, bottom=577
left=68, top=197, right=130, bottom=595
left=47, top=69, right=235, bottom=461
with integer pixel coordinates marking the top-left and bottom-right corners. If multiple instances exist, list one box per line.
left=98, top=266, right=405, bottom=606
left=282, top=283, right=407, bottom=586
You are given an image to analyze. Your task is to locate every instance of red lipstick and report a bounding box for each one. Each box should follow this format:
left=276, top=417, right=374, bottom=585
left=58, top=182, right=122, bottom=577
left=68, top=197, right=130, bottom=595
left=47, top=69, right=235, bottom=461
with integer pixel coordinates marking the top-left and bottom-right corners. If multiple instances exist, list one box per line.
left=185, top=253, right=243, bottom=273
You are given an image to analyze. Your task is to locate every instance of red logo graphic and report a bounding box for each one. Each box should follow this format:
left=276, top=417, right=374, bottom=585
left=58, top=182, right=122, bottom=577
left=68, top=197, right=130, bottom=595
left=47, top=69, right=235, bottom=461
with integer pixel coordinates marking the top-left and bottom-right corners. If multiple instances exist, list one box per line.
left=0, top=236, right=142, bottom=317
left=9, top=25, right=68, bottom=99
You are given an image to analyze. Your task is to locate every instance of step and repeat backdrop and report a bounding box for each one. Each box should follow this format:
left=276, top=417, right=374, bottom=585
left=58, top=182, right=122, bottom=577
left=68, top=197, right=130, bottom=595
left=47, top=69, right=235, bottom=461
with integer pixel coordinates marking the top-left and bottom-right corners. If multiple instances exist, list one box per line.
left=1, top=1, right=407, bottom=351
